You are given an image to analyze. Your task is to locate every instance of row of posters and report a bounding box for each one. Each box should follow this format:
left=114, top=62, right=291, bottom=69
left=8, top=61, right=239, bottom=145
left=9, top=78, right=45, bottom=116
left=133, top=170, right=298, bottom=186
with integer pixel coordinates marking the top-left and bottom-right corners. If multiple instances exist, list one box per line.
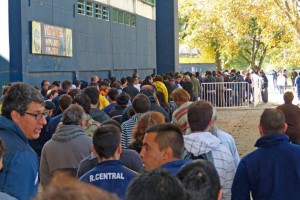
left=32, top=21, right=73, bottom=57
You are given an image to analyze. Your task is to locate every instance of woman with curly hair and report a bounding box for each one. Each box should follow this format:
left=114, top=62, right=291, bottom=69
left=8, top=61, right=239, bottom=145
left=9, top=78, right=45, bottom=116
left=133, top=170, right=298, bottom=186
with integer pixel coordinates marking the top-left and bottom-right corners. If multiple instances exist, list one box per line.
left=129, top=111, right=165, bottom=153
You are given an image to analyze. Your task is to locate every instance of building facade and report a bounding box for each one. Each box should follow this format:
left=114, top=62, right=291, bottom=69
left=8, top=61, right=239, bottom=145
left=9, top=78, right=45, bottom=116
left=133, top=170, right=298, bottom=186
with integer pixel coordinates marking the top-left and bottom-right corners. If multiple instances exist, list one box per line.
left=7, top=0, right=159, bottom=87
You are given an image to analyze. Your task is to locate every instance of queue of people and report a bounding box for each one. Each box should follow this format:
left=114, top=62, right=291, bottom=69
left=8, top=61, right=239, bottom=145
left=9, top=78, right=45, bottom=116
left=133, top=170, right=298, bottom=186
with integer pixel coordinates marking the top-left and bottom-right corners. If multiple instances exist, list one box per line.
left=0, top=70, right=300, bottom=200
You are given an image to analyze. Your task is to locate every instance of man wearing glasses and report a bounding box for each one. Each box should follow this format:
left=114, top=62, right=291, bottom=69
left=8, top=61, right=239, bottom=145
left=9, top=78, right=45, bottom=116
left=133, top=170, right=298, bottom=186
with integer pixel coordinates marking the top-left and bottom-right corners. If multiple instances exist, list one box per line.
left=0, top=82, right=47, bottom=200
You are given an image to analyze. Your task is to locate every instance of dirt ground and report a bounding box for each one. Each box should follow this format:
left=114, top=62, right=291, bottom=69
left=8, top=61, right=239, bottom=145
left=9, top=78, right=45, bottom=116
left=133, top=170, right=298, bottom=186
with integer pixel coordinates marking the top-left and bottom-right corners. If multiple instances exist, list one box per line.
left=215, top=87, right=293, bottom=158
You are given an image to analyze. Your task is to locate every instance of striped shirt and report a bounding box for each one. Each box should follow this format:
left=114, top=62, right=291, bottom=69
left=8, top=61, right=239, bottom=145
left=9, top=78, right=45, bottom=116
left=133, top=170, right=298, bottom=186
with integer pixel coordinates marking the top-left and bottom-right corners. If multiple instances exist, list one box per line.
left=121, top=113, right=142, bottom=149
left=172, top=101, right=192, bottom=135
left=184, top=132, right=236, bottom=200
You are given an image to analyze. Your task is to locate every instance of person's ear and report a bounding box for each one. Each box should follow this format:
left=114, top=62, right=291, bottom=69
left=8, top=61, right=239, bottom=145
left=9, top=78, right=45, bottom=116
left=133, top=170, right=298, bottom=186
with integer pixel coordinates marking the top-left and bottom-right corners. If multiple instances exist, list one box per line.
left=11, top=110, right=21, bottom=124
left=117, top=144, right=122, bottom=155
left=91, top=145, right=98, bottom=156
left=258, top=124, right=264, bottom=136
left=163, top=147, right=173, bottom=160
left=283, top=123, right=288, bottom=133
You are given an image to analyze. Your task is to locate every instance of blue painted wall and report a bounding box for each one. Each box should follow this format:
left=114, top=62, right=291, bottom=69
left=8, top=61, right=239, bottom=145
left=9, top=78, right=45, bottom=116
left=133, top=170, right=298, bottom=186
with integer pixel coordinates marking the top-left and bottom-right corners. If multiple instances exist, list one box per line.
left=156, top=0, right=178, bottom=74
left=8, top=0, right=156, bottom=87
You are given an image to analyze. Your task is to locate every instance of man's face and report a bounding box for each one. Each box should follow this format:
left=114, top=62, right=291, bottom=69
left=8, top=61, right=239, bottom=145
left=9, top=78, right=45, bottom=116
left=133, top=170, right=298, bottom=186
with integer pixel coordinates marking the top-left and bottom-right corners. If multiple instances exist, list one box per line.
left=18, top=102, right=47, bottom=140
left=43, top=81, right=50, bottom=90
left=140, top=132, right=165, bottom=171
left=134, top=77, right=139, bottom=84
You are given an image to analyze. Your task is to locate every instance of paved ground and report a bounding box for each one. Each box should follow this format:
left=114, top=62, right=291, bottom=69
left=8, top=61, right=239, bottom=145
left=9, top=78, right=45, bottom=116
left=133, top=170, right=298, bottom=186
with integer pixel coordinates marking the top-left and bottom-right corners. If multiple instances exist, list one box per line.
left=215, top=85, right=297, bottom=158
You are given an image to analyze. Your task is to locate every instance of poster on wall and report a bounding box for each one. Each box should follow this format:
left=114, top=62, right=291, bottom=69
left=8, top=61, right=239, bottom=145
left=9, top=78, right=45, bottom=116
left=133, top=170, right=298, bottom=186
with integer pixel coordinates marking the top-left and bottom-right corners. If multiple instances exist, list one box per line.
left=31, top=21, right=73, bottom=57
left=32, top=21, right=42, bottom=54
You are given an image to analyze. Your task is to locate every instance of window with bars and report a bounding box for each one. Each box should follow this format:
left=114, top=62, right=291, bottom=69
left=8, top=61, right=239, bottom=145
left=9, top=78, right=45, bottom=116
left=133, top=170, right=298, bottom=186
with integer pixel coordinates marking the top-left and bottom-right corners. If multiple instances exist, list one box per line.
left=118, top=11, right=124, bottom=24
left=95, top=4, right=103, bottom=19
left=112, top=9, right=118, bottom=23
left=78, top=0, right=85, bottom=15
left=130, top=14, right=136, bottom=27
left=102, top=6, right=109, bottom=21
left=125, top=12, right=131, bottom=26
left=86, top=1, right=94, bottom=17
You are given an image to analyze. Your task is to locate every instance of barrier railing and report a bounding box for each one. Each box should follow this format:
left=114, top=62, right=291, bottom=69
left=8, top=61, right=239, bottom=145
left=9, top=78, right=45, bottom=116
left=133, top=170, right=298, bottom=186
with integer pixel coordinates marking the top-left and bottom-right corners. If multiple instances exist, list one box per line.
left=201, top=82, right=250, bottom=108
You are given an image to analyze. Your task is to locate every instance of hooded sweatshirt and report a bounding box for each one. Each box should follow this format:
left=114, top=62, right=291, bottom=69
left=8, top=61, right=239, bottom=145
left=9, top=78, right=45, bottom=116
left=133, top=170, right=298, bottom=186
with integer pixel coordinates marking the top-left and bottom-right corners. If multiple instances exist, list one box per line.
left=184, top=132, right=236, bottom=200
left=40, top=125, right=92, bottom=186
left=0, top=116, right=39, bottom=200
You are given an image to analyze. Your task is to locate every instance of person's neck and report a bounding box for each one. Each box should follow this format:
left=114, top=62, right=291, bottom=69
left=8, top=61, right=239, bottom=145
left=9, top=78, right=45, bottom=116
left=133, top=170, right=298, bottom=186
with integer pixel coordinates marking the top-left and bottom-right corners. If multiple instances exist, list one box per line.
left=98, top=156, right=119, bottom=163
left=90, top=104, right=98, bottom=109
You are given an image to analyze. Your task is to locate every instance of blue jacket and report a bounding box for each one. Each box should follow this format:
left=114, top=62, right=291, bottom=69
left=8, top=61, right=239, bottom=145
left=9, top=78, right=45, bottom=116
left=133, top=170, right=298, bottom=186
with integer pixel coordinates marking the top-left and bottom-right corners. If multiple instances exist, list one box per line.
left=0, top=116, right=39, bottom=200
left=232, top=134, right=300, bottom=200
left=80, top=160, right=137, bottom=199
left=161, top=159, right=191, bottom=175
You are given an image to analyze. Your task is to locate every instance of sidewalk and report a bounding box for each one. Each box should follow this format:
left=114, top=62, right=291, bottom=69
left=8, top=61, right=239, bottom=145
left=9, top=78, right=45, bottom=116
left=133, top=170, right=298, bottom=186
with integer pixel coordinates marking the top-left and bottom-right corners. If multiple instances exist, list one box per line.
left=215, top=86, right=296, bottom=158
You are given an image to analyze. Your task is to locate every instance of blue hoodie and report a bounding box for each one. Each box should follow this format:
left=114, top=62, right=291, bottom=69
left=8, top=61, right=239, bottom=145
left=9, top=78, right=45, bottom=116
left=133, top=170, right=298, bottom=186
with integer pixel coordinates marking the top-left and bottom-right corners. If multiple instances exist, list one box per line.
left=0, top=116, right=39, bottom=200
left=80, top=160, right=138, bottom=200
left=161, top=159, right=191, bottom=175
left=232, top=134, right=300, bottom=200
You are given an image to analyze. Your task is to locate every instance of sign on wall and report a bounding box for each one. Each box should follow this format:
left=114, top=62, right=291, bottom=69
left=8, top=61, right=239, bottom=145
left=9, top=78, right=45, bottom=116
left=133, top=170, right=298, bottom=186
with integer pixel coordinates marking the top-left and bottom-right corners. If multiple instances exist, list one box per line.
left=31, top=21, right=73, bottom=57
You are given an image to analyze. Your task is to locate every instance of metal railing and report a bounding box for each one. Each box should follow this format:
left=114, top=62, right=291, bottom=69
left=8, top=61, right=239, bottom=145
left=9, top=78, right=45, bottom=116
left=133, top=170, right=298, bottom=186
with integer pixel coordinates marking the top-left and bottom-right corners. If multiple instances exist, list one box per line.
left=201, top=82, right=250, bottom=108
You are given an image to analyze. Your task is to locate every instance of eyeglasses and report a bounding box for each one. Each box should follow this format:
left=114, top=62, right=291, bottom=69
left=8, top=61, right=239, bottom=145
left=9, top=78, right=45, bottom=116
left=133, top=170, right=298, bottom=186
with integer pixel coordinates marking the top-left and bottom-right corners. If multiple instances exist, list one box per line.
left=25, top=111, right=49, bottom=121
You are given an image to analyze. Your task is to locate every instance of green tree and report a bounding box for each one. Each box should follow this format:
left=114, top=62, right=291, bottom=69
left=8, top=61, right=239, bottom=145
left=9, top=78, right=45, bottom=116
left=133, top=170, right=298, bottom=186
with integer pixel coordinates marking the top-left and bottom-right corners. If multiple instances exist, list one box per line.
left=179, top=0, right=297, bottom=71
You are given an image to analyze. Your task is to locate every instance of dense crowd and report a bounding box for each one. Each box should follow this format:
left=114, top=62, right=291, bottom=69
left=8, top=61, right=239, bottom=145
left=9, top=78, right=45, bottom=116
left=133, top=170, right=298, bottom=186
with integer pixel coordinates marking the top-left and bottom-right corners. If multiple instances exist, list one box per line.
left=0, top=69, right=300, bottom=200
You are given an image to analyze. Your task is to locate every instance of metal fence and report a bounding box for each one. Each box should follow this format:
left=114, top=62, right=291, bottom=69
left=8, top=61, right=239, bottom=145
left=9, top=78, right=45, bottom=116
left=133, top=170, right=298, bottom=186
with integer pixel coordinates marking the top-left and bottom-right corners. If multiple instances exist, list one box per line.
left=201, top=82, right=250, bottom=108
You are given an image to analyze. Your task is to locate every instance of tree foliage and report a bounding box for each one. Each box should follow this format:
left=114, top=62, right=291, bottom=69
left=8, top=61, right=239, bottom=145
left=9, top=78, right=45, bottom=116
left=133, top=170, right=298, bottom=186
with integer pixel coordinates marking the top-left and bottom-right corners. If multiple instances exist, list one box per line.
left=179, top=0, right=299, bottom=71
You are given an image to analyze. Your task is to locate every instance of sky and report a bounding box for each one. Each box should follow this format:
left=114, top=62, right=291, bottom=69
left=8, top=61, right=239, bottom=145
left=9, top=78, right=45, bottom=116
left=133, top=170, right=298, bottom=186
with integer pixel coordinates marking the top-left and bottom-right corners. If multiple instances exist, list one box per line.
left=0, top=0, right=9, bottom=61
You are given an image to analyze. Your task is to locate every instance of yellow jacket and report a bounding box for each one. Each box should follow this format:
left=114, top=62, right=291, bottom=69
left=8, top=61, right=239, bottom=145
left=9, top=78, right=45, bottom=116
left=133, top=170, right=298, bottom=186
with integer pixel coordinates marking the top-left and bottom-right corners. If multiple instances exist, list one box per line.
left=98, top=95, right=110, bottom=110
left=154, top=81, right=168, bottom=102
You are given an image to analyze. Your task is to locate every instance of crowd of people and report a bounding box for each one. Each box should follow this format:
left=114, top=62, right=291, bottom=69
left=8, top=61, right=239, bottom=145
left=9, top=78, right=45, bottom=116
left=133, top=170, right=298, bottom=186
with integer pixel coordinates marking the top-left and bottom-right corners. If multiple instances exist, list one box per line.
left=0, top=69, right=300, bottom=200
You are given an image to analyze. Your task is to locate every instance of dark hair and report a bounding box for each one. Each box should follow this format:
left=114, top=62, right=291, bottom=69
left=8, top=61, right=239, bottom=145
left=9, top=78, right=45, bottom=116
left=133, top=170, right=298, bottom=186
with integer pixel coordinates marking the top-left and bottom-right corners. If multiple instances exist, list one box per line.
left=62, top=104, right=84, bottom=125
left=132, top=94, right=150, bottom=113
left=154, top=75, right=163, bottom=82
left=260, top=109, right=285, bottom=135
left=101, top=119, right=121, bottom=132
left=88, top=82, right=99, bottom=88
left=121, top=77, right=127, bottom=85
left=177, top=160, right=221, bottom=200
left=72, top=94, right=91, bottom=114
left=141, top=76, right=153, bottom=86
left=2, top=83, right=45, bottom=119
left=127, top=77, right=134, bottom=85
left=111, top=81, right=121, bottom=89
left=156, top=92, right=168, bottom=108
left=41, top=80, right=49, bottom=87
left=59, top=94, right=73, bottom=111
left=110, top=77, right=117, bottom=84
left=188, top=100, right=213, bottom=132
left=52, top=81, right=61, bottom=87
left=61, top=80, right=72, bottom=91
left=125, top=168, right=187, bottom=200
left=68, top=89, right=81, bottom=99
left=84, top=87, right=100, bottom=105
left=91, top=76, right=99, bottom=83
left=145, top=123, right=183, bottom=159
left=107, top=88, right=119, bottom=101
left=117, top=93, right=130, bottom=106
left=283, top=91, right=294, bottom=103
left=92, top=125, right=121, bottom=159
